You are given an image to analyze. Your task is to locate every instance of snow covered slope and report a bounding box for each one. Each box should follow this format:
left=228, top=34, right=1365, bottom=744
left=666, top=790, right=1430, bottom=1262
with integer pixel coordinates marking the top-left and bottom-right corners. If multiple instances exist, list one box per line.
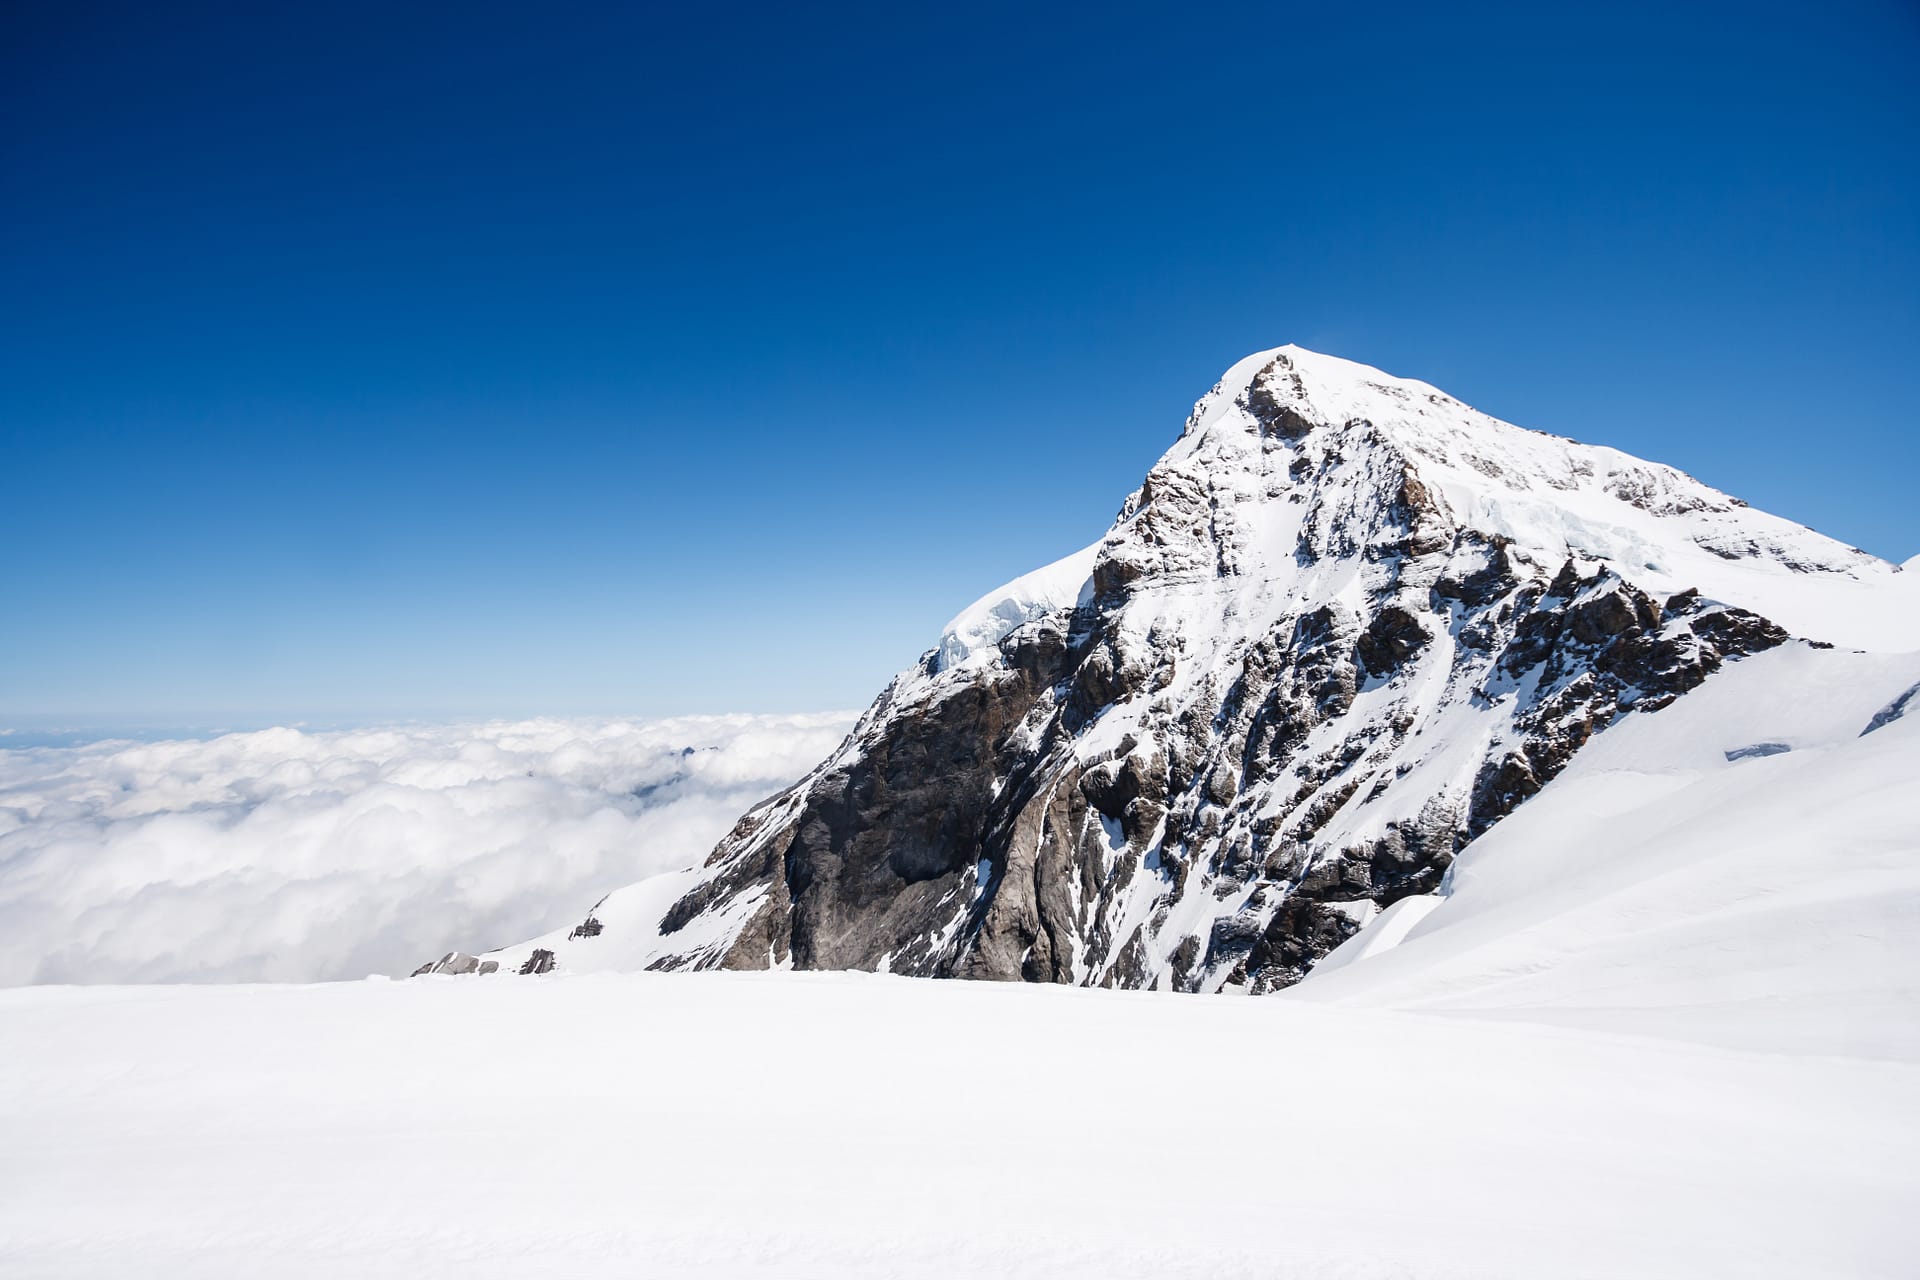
left=5, top=972, right=1916, bottom=1280
left=444, top=346, right=1919, bottom=990
left=1298, top=643, right=1920, bottom=1059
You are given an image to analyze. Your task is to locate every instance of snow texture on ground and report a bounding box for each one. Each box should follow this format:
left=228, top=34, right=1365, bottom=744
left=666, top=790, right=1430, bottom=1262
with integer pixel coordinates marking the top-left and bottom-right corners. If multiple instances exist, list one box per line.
left=0, top=713, right=853, bottom=984
left=1, top=971, right=1912, bottom=1280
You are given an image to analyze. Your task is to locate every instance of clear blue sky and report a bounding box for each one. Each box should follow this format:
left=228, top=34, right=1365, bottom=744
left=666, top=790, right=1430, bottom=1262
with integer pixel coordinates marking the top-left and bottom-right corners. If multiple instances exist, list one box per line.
left=4, top=0, right=1916, bottom=725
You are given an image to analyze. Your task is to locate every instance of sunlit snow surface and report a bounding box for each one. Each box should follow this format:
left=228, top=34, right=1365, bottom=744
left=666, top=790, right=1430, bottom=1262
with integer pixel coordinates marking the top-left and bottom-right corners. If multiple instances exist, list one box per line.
left=2, top=973, right=1913, bottom=1279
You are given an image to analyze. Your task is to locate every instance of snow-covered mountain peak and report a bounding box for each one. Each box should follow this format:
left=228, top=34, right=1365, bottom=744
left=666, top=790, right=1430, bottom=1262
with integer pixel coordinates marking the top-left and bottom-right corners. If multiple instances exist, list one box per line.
left=1129, top=345, right=1910, bottom=648
left=931, top=346, right=1908, bottom=684
left=431, top=347, right=1918, bottom=994
left=1183, top=344, right=1465, bottom=441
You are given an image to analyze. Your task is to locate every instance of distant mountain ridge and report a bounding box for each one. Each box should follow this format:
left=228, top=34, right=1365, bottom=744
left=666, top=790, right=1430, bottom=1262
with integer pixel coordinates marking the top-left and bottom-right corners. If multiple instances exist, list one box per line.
left=423, top=346, right=1919, bottom=991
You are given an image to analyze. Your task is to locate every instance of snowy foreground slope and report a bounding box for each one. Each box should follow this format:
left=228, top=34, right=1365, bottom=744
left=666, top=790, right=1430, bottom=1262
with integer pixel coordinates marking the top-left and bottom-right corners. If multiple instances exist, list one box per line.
left=453, top=345, right=1918, bottom=992
left=4, top=948, right=1916, bottom=1277
left=1300, top=643, right=1920, bottom=1059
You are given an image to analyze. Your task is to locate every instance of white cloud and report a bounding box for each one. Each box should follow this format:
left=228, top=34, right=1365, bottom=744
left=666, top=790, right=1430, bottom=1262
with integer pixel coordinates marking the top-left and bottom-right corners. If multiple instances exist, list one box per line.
left=0, top=713, right=854, bottom=985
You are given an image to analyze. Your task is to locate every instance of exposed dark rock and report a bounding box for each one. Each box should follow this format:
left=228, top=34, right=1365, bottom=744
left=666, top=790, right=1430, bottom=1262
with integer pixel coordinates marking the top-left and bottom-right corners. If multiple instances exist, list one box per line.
left=412, top=951, right=481, bottom=977
left=1464, top=571, right=1786, bottom=836
left=1356, top=606, right=1429, bottom=678
left=639, top=538, right=1793, bottom=991
left=1239, top=355, right=1318, bottom=441
left=1245, top=896, right=1364, bottom=993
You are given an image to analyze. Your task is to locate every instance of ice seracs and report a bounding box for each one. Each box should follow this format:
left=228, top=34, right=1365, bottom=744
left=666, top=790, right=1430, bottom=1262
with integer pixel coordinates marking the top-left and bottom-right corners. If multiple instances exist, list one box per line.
left=936, top=541, right=1099, bottom=671
left=431, top=345, right=1920, bottom=992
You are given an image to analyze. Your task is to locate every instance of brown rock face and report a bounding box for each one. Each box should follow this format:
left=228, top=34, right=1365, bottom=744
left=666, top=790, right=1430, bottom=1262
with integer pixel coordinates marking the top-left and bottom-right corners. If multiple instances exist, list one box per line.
left=636, top=441, right=1791, bottom=994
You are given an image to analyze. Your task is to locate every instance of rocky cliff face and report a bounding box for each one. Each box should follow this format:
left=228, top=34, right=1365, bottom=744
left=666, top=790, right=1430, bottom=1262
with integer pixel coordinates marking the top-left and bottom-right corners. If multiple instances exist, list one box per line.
left=444, top=346, right=1914, bottom=992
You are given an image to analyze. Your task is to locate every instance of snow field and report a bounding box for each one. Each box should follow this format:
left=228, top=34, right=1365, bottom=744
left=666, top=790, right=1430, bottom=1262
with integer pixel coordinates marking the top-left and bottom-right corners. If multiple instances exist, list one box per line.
left=2, top=971, right=1913, bottom=1280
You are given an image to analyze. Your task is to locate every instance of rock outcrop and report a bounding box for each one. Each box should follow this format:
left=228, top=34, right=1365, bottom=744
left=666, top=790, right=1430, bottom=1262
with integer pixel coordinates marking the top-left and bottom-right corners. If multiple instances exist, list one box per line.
left=412, top=951, right=499, bottom=977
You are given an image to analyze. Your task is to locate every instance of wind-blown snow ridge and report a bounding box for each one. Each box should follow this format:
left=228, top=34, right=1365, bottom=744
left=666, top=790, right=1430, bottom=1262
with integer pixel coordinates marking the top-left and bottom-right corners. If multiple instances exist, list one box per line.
left=937, top=541, right=1100, bottom=671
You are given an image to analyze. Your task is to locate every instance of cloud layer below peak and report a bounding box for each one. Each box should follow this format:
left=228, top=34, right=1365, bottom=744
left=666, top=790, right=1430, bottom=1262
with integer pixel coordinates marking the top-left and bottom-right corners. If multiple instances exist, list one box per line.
left=0, top=713, right=854, bottom=985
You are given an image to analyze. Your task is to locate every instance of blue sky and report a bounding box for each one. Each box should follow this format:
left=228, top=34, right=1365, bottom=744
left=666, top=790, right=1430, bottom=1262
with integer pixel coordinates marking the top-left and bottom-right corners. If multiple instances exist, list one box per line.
left=4, top=0, right=1916, bottom=723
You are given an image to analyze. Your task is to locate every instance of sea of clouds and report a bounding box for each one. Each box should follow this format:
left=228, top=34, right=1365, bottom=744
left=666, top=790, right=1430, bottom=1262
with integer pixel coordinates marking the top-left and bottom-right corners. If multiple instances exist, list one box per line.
left=0, top=712, right=854, bottom=985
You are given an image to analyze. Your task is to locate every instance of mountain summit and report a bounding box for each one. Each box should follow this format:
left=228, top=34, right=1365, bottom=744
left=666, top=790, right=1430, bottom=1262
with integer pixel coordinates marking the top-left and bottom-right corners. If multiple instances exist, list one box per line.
left=436, top=347, right=1918, bottom=991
